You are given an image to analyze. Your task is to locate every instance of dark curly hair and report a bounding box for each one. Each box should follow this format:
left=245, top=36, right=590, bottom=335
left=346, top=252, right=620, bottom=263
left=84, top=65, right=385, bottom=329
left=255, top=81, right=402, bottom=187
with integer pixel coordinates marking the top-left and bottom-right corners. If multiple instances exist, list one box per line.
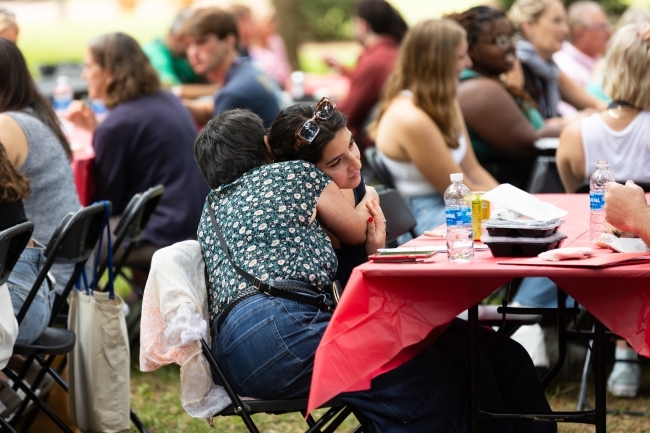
left=447, top=6, right=539, bottom=114
left=267, top=103, right=347, bottom=165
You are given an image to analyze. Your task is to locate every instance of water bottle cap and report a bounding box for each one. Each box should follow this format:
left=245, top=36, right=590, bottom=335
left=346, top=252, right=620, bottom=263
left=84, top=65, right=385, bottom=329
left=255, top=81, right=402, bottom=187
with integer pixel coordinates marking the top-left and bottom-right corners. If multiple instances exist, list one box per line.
left=56, top=75, right=69, bottom=85
left=291, top=71, right=305, bottom=84
left=596, top=160, right=608, bottom=169
left=450, top=173, right=463, bottom=182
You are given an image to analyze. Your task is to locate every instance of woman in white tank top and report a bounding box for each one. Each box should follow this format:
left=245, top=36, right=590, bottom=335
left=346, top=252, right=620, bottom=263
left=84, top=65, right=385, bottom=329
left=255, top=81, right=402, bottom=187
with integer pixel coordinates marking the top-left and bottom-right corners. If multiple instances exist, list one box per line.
left=557, top=24, right=650, bottom=193
left=370, top=19, right=497, bottom=235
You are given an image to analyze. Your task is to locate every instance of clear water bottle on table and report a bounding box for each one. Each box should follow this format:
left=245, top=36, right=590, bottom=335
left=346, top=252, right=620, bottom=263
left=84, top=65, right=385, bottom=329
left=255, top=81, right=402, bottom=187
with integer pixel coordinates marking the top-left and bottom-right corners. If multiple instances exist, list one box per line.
left=445, top=173, right=474, bottom=262
left=53, top=75, right=73, bottom=116
left=589, top=160, right=615, bottom=243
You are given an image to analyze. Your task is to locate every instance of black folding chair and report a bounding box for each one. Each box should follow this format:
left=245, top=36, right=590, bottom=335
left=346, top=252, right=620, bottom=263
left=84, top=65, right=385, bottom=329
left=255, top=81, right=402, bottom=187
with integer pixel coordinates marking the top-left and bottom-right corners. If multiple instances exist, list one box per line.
left=97, top=185, right=164, bottom=348
left=575, top=181, right=650, bottom=194
left=4, top=203, right=148, bottom=433
left=97, top=184, right=165, bottom=296
left=0, top=222, right=34, bottom=433
left=4, top=203, right=107, bottom=433
left=374, top=186, right=418, bottom=247
left=0, top=222, right=34, bottom=286
left=526, top=155, right=565, bottom=193
left=200, top=340, right=366, bottom=433
left=363, top=147, right=395, bottom=189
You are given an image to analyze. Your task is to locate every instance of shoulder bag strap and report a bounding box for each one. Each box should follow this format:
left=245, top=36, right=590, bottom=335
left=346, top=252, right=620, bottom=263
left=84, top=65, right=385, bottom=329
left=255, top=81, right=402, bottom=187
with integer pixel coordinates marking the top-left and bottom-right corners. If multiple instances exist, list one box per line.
left=207, top=204, right=332, bottom=311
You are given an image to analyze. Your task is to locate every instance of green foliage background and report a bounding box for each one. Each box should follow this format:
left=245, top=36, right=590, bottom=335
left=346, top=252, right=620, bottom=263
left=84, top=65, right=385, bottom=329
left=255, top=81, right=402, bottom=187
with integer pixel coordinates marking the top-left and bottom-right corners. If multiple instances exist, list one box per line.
left=299, top=0, right=357, bottom=41
left=498, top=0, right=629, bottom=15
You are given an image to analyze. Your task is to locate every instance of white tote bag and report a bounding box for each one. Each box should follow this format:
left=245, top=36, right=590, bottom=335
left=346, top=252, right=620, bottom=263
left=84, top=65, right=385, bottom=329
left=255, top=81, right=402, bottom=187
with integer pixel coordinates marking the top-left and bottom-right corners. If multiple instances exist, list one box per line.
left=68, top=203, right=130, bottom=433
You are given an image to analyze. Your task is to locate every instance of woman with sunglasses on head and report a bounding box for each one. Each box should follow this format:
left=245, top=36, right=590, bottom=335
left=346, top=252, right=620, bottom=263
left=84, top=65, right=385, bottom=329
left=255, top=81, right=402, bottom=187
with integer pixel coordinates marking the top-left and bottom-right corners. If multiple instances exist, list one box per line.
left=266, top=99, right=385, bottom=288
left=371, top=19, right=497, bottom=236
left=197, top=104, right=555, bottom=432
left=450, top=6, right=564, bottom=189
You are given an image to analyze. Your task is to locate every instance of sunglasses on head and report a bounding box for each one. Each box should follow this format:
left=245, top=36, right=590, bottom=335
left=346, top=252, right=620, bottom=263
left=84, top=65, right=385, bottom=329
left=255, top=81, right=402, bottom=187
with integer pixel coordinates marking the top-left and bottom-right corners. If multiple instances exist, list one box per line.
left=0, top=9, right=15, bottom=18
left=295, top=97, right=338, bottom=146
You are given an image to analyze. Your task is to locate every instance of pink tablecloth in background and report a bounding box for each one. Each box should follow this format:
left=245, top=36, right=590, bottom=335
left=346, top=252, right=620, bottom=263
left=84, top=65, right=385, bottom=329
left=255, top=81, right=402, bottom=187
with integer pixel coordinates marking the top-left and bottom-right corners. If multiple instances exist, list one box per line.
left=71, top=148, right=95, bottom=206
left=308, top=194, right=650, bottom=414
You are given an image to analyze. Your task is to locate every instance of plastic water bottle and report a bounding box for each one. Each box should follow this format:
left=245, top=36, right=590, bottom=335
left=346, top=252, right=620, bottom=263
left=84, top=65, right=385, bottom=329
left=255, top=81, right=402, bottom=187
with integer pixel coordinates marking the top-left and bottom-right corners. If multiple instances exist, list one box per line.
left=91, top=100, right=108, bottom=123
left=52, top=75, right=73, bottom=116
left=445, top=173, right=474, bottom=262
left=589, top=160, right=615, bottom=243
left=290, top=71, right=305, bottom=100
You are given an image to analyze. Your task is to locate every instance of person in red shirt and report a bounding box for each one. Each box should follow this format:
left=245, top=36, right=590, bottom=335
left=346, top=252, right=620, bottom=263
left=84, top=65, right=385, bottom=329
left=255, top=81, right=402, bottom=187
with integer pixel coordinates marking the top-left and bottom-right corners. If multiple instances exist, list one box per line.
left=324, top=0, right=407, bottom=148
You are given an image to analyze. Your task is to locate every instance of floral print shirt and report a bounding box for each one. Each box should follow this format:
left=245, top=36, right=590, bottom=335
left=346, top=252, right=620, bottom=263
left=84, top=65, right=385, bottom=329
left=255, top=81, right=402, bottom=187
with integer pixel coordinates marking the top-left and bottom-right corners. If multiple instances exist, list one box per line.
left=197, top=161, right=337, bottom=322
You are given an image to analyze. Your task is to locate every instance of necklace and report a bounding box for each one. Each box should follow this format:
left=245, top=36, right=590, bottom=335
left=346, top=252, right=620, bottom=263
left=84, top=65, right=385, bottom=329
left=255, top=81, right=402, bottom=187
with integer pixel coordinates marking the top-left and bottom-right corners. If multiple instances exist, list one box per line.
left=607, top=100, right=638, bottom=119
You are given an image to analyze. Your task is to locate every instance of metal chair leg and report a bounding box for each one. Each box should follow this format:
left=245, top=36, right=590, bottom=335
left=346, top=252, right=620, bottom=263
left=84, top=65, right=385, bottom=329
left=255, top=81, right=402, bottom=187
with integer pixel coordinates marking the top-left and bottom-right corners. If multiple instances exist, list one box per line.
left=130, top=409, right=148, bottom=433
left=3, top=368, right=74, bottom=433
left=576, top=324, right=595, bottom=411
left=594, top=320, right=607, bottom=433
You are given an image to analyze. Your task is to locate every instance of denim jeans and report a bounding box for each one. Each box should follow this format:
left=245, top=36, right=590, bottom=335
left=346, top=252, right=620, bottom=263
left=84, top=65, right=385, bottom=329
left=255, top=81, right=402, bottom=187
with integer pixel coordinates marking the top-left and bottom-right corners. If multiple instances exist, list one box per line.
left=513, top=277, right=576, bottom=308
left=212, top=295, right=556, bottom=433
left=397, top=194, right=446, bottom=245
left=7, top=247, right=55, bottom=345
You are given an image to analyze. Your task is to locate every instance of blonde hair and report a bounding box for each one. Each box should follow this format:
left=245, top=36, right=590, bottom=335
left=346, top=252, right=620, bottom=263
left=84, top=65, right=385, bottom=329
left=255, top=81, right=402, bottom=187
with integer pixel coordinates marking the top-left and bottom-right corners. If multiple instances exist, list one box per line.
left=370, top=19, right=465, bottom=149
left=617, top=8, right=650, bottom=28
left=508, top=0, right=556, bottom=35
left=603, top=24, right=650, bottom=110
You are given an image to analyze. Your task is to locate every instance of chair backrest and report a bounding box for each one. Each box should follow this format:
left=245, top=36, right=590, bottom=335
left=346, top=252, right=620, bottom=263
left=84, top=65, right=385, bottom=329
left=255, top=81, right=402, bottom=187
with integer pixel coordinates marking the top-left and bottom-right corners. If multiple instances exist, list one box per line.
left=377, top=187, right=418, bottom=244
left=364, top=147, right=395, bottom=189
left=574, top=181, right=650, bottom=193
left=113, top=185, right=165, bottom=245
left=526, top=156, right=565, bottom=194
left=0, top=222, right=34, bottom=286
left=17, top=202, right=108, bottom=325
left=97, top=185, right=165, bottom=281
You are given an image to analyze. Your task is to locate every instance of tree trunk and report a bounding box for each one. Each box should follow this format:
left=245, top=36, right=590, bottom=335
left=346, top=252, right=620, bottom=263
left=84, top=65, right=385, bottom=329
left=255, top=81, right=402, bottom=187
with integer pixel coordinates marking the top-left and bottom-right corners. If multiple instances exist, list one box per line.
left=272, top=0, right=304, bottom=71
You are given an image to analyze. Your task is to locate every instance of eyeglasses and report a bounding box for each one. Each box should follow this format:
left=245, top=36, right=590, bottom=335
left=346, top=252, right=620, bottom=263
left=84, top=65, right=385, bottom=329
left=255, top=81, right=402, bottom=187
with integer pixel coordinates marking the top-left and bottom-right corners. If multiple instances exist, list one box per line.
left=487, top=34, right=519, bottom=52
left=295, top=97, right=338, bottom=146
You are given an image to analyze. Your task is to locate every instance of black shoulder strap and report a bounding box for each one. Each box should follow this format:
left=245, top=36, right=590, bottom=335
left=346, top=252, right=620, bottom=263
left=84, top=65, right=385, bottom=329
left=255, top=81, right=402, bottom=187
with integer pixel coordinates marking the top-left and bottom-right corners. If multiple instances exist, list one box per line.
left=207, top=204, right=269, bottom=292
left=207, top=202, right=333, bottom=312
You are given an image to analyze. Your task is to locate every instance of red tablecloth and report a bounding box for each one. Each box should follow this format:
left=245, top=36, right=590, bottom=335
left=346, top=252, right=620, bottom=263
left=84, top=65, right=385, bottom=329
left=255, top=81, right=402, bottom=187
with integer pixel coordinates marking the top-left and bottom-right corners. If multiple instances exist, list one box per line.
left=71, top=149, right=95, bottom=206
left=308, top=194, right=650, bottom=413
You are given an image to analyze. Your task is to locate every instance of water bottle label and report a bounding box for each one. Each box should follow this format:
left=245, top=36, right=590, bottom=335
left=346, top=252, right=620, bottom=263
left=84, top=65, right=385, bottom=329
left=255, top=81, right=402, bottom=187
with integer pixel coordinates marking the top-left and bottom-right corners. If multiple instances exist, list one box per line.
left=53, top=98, right=71, bottom=111
left=446, top=206, right=472, bottom=226
left=590, top=191, right=605, bottom=211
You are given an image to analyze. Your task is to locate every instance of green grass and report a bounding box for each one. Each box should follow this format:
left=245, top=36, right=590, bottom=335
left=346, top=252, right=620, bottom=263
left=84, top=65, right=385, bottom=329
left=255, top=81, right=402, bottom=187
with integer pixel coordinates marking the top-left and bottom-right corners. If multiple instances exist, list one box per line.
left=131, top=360, right=650, bottom=433
left=130, top=365, right=361, bottom=433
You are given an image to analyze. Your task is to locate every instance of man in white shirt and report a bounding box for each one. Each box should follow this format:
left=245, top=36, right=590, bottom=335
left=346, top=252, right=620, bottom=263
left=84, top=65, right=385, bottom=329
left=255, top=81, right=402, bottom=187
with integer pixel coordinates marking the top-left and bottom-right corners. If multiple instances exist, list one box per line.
left=554, top=1, right=611, bottom=116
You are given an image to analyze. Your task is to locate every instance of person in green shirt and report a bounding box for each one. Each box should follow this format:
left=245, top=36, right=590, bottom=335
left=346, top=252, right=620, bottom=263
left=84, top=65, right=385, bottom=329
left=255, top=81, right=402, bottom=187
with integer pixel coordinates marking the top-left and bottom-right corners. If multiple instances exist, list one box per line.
left=450, top=6, right=565, bottom=190
left=142, top=8, right=199, bottom=87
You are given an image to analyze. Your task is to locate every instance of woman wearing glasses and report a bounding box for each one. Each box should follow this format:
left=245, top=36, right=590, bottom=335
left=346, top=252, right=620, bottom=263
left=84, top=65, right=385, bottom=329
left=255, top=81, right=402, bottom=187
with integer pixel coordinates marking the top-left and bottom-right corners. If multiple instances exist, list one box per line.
left=451, top=6, right=563, bottom=189
left=372, top=19, right=497, bottom=235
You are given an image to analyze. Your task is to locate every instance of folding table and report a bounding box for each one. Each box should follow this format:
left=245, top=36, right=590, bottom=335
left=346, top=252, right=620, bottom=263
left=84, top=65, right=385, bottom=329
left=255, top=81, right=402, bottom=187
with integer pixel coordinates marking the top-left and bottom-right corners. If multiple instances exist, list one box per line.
left=309, top=194, right=650, bottom=432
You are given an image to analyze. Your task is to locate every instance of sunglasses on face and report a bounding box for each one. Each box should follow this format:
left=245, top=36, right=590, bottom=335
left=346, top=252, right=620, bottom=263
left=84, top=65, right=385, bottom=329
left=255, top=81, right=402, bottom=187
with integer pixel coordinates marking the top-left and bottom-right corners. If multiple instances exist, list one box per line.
left=295, top=97, right=338, bottom=146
